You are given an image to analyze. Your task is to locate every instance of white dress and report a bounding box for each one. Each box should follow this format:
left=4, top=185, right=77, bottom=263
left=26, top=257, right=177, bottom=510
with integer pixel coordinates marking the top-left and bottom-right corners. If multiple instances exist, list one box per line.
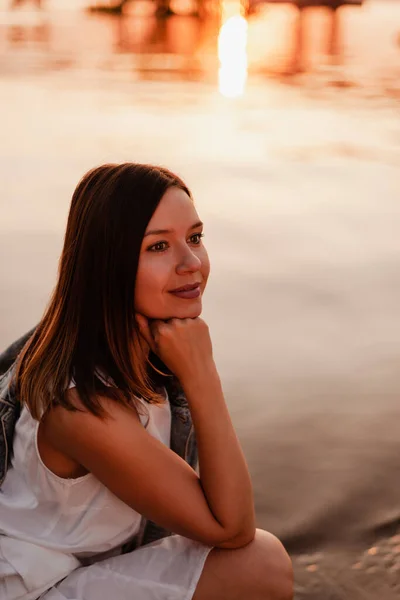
left=0, top=383, right=212, bottom=600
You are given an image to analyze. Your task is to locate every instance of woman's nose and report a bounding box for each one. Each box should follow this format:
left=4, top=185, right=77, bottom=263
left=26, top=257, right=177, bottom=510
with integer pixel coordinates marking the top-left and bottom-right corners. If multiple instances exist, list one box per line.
left=176, top=248, right=202, bottom=274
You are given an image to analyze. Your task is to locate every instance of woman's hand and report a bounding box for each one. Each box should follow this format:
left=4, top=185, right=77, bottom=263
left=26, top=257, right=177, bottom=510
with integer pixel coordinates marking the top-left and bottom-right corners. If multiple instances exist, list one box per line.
left=136, top=314, right=215, bottom=384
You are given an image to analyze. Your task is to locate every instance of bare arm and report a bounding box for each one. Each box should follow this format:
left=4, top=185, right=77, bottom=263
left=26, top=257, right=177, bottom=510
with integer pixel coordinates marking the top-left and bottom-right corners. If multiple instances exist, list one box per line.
left=46, top=317, right=255, bottom=549
left=45, top=392, right=253, bottom=549
left=182, top=367, right=255, bottom=546
left=135, top=315, right=256, bottom=547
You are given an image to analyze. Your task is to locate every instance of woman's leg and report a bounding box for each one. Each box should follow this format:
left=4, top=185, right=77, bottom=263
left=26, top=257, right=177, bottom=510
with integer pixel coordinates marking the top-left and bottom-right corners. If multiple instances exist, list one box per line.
left=39, top=529, right=291, bottom=600
left=192, top=528, right=293, bottom=600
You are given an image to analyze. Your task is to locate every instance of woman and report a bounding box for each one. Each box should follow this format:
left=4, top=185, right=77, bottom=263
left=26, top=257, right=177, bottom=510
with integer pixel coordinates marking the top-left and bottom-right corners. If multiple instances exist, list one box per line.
left=0, top=163, right=293, bottom=600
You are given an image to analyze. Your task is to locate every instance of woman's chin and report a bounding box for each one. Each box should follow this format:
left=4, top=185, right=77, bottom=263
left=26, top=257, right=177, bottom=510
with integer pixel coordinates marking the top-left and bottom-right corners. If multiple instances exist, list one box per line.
left=143, top=299, right=202, bottom=321
left=170, top=309, right=202, bottom=320
left=184, top=307, right=202, bottom=319
left=164, top=302, right=202, bottom=320
left=177, top=299, right=202, bottom=319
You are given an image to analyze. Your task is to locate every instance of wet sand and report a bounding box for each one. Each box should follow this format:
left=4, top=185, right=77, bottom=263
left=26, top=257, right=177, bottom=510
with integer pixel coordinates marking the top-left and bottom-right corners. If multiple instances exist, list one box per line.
left=1, top=1, right=400, bottom=595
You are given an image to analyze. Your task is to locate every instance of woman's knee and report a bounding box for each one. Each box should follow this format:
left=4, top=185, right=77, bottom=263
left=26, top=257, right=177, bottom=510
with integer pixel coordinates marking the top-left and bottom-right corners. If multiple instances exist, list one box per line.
left=248, top=529, right=293, bottom=599
left=193, top=528, right=293, bottom=600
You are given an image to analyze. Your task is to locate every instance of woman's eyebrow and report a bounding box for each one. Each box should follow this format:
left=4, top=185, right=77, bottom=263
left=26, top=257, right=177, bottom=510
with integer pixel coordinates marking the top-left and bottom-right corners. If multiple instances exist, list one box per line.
left=144, top=221, right=203, bottom=237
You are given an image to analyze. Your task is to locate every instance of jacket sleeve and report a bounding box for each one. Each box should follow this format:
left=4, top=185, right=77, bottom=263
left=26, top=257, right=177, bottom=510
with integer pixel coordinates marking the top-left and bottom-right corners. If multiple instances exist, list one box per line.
left=0, top=327, right=37, bottom=376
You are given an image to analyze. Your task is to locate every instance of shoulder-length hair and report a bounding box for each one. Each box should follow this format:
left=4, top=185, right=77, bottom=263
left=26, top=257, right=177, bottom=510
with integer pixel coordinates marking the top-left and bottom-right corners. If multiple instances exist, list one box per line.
left=16, top=163, right=191, bottom=420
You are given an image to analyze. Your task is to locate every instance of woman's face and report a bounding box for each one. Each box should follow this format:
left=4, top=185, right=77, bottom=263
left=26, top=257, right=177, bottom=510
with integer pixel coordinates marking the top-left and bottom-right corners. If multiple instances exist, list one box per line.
left=135, top=187, right=210, bottom=320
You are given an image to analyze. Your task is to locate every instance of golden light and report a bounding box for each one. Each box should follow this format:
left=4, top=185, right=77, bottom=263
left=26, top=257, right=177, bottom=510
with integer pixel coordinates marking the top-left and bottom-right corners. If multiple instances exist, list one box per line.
left=218, top=14, right=248, bottom=99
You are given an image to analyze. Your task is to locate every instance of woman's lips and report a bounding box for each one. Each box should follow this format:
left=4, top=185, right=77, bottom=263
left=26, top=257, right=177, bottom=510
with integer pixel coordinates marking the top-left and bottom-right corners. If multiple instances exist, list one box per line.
left=169, top=284, right=201, bottom=299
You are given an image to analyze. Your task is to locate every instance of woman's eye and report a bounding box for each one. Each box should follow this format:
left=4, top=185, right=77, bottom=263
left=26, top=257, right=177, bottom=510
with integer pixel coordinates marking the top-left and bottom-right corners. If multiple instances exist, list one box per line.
left=148, top=241, right=168, bottom=252
left=189, top=233, right=204, bottom=245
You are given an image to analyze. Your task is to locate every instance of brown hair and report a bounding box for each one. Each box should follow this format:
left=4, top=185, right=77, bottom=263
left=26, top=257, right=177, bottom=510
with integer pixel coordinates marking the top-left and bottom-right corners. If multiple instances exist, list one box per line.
left=16, top=163, right=191, bottom=420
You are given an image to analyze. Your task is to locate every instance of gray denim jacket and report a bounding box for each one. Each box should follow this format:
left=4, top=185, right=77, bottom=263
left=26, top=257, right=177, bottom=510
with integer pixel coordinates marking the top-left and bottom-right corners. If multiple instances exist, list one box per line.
left=0, top=328, right=198, bottom=553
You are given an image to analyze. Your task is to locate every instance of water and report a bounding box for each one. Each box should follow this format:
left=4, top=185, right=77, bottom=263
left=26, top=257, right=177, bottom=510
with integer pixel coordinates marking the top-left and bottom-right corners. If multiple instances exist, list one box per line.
left=0, top=0, right=400, bottom=553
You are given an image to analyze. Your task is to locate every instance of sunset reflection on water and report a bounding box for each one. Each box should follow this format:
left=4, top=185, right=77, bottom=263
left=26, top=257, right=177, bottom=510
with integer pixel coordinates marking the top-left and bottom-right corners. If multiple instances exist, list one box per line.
left=218, top=1, right=248, bottom=98
left=0, top=0, right=399, bottom=99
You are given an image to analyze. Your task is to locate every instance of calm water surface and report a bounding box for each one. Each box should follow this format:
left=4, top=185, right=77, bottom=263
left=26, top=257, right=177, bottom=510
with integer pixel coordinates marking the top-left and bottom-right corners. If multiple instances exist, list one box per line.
left=1, top=0, right=400, bottom=552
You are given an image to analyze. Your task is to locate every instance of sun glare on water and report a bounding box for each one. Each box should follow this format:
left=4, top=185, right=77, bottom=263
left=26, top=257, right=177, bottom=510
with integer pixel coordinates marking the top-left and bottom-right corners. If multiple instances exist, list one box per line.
left=218, top=6, right=248, bottom=99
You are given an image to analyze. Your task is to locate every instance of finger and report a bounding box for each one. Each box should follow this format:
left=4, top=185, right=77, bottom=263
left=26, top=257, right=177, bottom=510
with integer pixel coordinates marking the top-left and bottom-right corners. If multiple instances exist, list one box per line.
left=135, top=314, right=156, bottom=352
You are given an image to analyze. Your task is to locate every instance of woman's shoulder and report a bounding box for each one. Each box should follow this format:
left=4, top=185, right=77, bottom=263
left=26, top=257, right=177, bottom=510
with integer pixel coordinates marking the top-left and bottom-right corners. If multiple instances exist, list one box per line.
left=37, top=387, right=144, bottom=481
